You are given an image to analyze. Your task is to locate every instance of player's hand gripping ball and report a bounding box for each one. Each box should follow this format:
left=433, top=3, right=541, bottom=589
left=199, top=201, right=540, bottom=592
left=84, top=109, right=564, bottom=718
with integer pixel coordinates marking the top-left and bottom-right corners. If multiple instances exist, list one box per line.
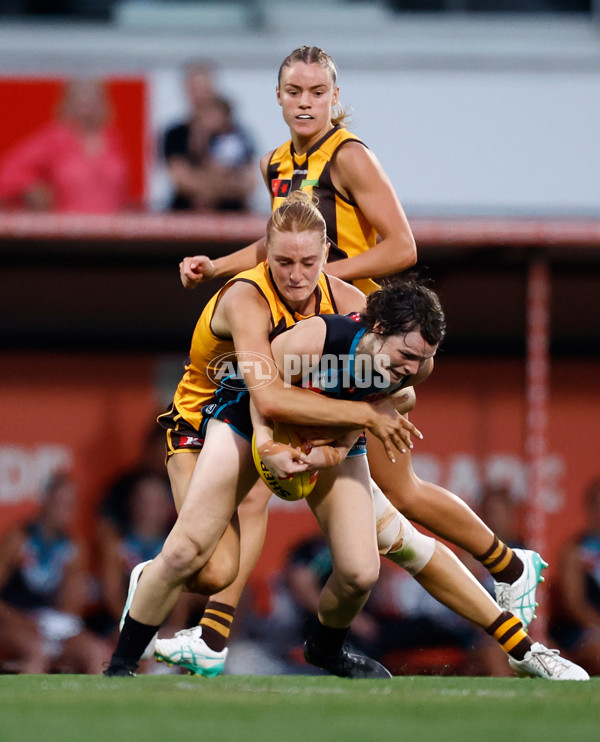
left=252, top=423, right=318, bottom=501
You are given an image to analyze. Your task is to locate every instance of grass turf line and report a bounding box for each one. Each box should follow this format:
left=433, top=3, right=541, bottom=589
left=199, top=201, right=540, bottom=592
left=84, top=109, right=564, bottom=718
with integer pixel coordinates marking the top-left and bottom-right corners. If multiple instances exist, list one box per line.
left=1, top=675, right=599, bottom=742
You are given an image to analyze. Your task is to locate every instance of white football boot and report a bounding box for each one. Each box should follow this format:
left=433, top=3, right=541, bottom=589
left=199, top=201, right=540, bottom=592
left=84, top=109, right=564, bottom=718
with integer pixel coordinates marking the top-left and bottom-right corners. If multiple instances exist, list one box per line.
left=509, top=642, right=589, bottom=681
left=154, top=626, right=227, bottom=677
left=494, top=549, right=548, bottom=628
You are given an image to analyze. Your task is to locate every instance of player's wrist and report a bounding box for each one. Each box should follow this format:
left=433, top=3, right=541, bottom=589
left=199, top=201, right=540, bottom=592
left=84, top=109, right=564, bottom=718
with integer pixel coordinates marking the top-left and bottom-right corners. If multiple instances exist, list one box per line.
left=211, top=257, right=229, bottom=279
left=358, top=401, right=378, bottom=430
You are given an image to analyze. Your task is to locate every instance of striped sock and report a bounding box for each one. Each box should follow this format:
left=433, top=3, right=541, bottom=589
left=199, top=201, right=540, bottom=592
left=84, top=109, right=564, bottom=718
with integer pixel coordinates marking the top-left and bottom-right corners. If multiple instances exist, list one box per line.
left=485, top=611, right=532, bottom=661
left=477, top=536, right=523, bottom=584
left=199, top=601, right=236, bottom=652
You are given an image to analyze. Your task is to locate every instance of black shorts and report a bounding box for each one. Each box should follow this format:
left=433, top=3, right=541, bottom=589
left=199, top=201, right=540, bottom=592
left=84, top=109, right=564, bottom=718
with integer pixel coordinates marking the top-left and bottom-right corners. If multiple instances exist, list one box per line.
left=199, top=381, right=253, bottom=442
left=157, top=404, right=206, bottom=458
left=203, top=381, right=367, bottom=455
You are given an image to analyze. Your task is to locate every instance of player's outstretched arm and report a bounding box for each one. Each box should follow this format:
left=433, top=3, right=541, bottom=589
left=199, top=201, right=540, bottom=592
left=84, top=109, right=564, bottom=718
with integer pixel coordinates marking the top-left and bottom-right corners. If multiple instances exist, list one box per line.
left=179, top=237, right=267, bottom=288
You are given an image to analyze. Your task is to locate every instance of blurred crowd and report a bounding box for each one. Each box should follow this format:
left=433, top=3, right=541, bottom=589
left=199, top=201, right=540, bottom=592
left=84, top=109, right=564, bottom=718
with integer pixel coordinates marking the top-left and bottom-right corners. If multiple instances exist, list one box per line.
left=1, top=412, right=599, bottom=677
left=0, top=62, right=256, bottom=215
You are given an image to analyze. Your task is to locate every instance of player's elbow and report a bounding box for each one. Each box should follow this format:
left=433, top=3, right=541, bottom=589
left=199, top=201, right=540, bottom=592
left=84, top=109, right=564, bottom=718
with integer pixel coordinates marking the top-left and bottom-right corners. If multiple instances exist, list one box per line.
left=385, top=234, right=417, bottom=274
left=255, top=398, right=284, bottom=422
left=402, top=236, right=418, bottom=269
left=250, top=391, right=281, bottom=422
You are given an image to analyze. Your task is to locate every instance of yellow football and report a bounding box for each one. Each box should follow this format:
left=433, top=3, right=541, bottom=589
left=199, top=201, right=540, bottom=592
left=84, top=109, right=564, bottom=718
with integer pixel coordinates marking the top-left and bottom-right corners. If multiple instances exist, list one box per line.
left=252, top=422, right=318, bottom=501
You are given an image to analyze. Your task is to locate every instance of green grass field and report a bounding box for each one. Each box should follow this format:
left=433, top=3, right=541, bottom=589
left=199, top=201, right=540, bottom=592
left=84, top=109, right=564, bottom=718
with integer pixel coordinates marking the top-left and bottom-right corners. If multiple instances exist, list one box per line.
left=1, top=675, right=599, bottom=742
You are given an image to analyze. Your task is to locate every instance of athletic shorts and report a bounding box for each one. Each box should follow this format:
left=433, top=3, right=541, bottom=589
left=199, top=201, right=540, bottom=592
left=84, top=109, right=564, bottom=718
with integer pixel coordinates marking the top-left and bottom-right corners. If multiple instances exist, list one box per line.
left=347, top=434, right=367, bottom=457
left=200, top=382, right=254, bottom=443
left=198, top=380, right=368, bottom=456
left=159, top=383, right=367, bottom=458
left=157, top=404, right=205, bottom=458
left=158, top=389, right=253, bottom=459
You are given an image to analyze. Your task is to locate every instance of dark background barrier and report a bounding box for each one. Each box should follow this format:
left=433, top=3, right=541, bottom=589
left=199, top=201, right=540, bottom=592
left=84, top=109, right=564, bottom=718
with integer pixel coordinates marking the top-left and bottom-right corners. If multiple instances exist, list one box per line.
left=3, top=213, right=600, bottom=355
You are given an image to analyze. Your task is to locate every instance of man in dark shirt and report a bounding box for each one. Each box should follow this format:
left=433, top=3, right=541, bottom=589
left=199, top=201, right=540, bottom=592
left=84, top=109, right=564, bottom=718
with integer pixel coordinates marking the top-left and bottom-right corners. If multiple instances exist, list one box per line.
left=162, top=62, right=256, bottom=212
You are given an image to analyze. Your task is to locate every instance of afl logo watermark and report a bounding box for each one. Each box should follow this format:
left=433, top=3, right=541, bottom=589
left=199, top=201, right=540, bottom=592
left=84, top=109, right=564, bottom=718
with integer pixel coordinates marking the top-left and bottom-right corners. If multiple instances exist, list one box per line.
left=207, top=351, right=279, bottom=390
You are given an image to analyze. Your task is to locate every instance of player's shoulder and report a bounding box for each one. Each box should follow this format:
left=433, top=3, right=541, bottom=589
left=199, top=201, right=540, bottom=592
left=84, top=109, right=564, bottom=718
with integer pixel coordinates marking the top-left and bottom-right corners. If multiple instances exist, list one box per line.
left=328, top=275, right=367, bottom=314
left=260, top=149, right=276, bottom=172
left=334, top=138, right=379, bottom=168
left=333, top=131, right=382, bottom=176
left=217, top=276, right=272, bottom=323
left=279, top=315, right=327, bottom=346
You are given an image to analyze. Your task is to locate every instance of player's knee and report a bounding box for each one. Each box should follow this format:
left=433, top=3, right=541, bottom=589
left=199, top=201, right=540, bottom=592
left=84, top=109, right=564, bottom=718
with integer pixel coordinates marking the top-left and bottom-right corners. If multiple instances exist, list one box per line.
left=185, top=555, right=238, bottom=595
left=384, top=516, right=435, bottom=576
left=376, top=501, right=405, bottom=555
left=238, top=483, right=271, bottom=516
left=338, top=562, right=379, bottom=597
left=160, top=536, right=203, bottom=582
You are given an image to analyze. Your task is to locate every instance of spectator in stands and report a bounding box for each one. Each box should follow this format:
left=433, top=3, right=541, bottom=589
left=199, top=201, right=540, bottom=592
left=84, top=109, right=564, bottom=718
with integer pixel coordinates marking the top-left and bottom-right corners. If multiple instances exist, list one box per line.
left=94, top=423, right=176, bottom=632
left=96, top=423, right=173, bottom=552
left=93, top=422, right=199, bottom=650
left=99, top=471, right=176, bottom=629
left=162, top=61, right=256, bottom=212
left=0, top=471, right=110, bottom=674
left=471, top=483, right=527, bottom=590
left=549, top=476, right=600, bottom=675
left=0, top=77, right=130, bottom=214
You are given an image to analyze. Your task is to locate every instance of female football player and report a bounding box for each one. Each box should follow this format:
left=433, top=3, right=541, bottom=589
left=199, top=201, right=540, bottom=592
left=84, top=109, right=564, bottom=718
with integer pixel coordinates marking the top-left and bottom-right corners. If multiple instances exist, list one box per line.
left=105, top=192, right=417, bottom=678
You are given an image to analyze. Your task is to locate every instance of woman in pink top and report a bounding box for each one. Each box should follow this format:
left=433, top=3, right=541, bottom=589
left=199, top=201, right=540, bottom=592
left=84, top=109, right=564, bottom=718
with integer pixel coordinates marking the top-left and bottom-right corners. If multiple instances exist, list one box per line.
left=0, top=79, right=129, bottom=214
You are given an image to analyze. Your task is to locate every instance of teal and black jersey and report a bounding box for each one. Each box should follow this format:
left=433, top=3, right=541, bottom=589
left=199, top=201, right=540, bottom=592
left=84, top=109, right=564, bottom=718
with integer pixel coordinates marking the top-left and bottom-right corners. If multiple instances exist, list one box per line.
left=298, top=313, right=411, bottom=402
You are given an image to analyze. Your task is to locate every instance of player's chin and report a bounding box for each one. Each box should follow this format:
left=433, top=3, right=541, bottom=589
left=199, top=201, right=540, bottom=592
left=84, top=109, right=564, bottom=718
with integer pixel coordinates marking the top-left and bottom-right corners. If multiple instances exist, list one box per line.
left=282, top=286, right=311, bottom=301
left=291, top=118, right=317, bottom=133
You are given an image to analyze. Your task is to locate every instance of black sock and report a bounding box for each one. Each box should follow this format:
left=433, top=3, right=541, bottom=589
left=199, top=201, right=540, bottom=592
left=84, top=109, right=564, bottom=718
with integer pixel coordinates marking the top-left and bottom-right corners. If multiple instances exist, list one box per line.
left=309, top=620, right=348, bottom=657
left=111, top=613, right=160, bottom=663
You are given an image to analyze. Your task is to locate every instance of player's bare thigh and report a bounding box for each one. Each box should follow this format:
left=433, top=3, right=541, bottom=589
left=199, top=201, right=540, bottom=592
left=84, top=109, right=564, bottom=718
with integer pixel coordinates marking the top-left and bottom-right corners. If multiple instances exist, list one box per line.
left=166, top=450, right=198, bottom=512
left=366, top=429, right=420, bottom=509
left=308, top=455, right=379, bottom=587
left=167, top=419, right=257, bottom=562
